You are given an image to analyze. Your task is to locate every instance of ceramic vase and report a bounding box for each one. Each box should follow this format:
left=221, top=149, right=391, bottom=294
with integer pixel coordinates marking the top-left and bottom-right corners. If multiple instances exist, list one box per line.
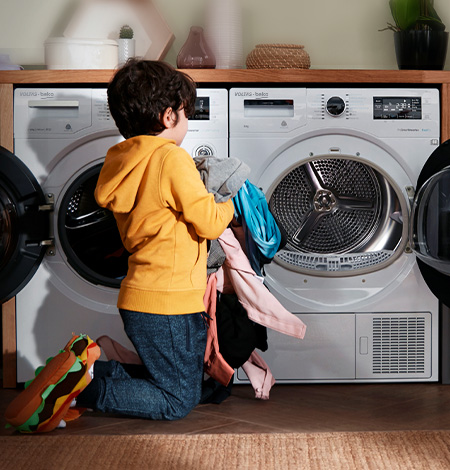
left=177, top=26, right=216, bottom=69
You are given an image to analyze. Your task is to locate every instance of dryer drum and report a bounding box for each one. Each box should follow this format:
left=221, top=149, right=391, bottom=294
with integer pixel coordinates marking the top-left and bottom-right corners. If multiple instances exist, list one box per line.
left=269, top=157, right=404, bottom=273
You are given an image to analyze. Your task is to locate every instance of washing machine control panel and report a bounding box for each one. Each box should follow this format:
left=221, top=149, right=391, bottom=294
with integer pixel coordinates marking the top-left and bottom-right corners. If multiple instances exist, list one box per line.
left=14, top=88, right=116, bottom=138
left=182, top=88, right=228, bottom=158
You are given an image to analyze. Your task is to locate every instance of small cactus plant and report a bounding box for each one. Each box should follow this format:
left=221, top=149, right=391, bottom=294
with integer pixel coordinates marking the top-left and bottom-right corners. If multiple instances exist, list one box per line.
left=119, top=25, right=134, bottom=39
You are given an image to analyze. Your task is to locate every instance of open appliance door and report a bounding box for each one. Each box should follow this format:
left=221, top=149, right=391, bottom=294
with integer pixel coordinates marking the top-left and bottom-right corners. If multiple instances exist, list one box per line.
left=411, top=140, right=450, bottom=308
left=0, top=146, right=51, bottom=303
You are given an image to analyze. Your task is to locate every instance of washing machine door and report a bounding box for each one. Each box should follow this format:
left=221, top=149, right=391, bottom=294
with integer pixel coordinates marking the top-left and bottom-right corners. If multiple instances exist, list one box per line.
left=411, top=140, right=450, bottom=307
left=0, top=146, right=50, bottom=303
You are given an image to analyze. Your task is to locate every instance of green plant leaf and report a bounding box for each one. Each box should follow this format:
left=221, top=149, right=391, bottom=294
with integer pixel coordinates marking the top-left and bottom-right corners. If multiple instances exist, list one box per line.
left=418, top=1, right=446, bottom=30
left=417, top=16, right=446, bottom=31
left=390, top=0, right=421, bottom=30
left=387, top=0, right=446, bottom=31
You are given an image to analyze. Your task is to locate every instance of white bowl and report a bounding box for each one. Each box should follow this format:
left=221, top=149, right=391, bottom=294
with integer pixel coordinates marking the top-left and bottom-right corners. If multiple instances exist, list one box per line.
left=45, top=38, right=118, bottom=70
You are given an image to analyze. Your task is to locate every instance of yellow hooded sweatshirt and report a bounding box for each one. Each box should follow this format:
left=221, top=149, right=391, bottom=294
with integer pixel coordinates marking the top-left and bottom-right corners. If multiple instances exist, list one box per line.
left=95, top=135, right=234, bottom=314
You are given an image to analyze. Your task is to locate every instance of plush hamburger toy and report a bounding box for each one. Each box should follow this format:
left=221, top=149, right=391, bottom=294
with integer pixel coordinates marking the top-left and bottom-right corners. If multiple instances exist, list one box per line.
left=4, top=334, right=100, bottom=433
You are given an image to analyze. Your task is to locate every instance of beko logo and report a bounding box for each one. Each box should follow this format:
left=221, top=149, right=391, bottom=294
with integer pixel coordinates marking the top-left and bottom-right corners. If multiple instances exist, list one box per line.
left=19, top=91, right=55, bottom=98
left=234, top=91, right=269, bottom=98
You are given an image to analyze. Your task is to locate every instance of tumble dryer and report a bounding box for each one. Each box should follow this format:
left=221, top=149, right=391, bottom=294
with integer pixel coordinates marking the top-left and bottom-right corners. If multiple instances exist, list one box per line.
left=0, top=87, right=228, bottom=383
left=230, top=87, right=450, bottom=383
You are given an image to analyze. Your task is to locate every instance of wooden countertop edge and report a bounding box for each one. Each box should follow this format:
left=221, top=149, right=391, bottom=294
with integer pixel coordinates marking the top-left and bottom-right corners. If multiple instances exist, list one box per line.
left=1, top=69, right=450, bottom=84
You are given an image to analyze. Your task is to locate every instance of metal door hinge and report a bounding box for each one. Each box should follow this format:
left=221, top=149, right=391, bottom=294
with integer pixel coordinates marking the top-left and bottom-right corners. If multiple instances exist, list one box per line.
left=39, top=193, right=55, bottom=255
left=405, top=186, right=415, bottom=206
left=38, top=193, right=55, bottom=212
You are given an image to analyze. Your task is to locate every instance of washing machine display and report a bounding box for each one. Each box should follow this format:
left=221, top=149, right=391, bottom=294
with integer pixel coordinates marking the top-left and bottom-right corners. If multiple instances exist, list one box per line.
left=230, top=87, right=450, bottom=383
left=0, top=87, right=228, bottom=382
left=182, top=88, right=228, bottom=158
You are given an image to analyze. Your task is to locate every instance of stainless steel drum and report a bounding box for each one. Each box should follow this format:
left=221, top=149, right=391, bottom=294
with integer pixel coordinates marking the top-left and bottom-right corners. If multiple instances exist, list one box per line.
left=269, top=157, right=405, bottom=274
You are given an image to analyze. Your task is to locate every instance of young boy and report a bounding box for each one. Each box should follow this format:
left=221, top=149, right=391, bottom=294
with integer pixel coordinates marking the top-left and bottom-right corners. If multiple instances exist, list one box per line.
left=75, top=59, right=235, bottom=420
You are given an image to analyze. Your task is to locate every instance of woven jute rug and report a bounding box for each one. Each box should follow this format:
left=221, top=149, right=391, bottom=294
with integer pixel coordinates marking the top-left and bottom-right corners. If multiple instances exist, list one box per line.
left=1, top=430, right=450, bottom=470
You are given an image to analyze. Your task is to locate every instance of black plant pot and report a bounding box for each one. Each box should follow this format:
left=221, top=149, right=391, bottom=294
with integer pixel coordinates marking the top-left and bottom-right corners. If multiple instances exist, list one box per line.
left=394, top=30, right=449, bottom=70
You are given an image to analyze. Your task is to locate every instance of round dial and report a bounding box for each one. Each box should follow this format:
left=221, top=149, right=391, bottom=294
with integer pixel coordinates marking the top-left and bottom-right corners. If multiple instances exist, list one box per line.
left=194, top=144, right=215, bottom=157
left=326, top=96, right=346, bottom=117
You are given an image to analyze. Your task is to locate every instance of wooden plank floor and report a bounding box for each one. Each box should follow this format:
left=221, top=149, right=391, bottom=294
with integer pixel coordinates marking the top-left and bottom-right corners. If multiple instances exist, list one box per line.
left=2, top=383, right=450, bottom=435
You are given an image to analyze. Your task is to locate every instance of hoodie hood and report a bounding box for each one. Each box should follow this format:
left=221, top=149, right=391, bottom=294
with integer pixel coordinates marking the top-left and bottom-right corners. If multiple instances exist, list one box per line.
left=95, top=136, right=175, bottom=213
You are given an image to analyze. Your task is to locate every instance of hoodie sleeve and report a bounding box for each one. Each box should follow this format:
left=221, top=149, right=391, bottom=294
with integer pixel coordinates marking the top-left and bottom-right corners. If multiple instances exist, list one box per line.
left=160, top=148, right=234, bottom=240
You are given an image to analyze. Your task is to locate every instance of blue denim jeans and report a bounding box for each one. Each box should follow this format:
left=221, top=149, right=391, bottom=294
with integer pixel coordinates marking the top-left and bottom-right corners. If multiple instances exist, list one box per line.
left=77, top=309, right=207, bottom=420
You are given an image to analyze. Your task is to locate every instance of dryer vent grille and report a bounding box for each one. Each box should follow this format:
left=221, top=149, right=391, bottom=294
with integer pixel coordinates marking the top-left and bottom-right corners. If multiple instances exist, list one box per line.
left=276, top=250, right=393, bottom=272
left=372, top=317, right=426, bottom=374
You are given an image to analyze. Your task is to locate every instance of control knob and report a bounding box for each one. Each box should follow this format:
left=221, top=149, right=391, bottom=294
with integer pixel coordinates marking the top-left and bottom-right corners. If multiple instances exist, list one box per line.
left=326, top=96, right=346, bottom=117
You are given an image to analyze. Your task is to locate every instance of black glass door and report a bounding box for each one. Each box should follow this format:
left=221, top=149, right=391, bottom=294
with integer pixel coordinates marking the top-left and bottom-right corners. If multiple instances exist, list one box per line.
left=411, top=140, right=450, bottom=307
left=0, top=146, right=50, bottom=303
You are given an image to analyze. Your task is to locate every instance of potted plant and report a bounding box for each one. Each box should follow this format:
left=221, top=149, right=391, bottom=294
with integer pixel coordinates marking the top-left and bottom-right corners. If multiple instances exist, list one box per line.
left=383, top=0, right=448, bottom=70
left=118, top=25, right=135, bottom=66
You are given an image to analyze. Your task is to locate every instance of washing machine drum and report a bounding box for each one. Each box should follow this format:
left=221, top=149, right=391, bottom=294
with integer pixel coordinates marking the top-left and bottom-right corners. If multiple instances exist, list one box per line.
left=268, top=157, right=404, bottom=274
left=58, top=164, right=129, bottom=288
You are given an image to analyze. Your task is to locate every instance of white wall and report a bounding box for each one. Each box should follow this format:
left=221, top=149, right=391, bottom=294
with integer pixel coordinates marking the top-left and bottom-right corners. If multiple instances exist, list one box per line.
left=1, top=0, right=450, bottom=70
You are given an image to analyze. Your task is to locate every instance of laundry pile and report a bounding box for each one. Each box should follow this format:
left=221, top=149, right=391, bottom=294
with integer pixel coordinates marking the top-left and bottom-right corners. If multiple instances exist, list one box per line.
left=197, top=157, right=306, bottom=402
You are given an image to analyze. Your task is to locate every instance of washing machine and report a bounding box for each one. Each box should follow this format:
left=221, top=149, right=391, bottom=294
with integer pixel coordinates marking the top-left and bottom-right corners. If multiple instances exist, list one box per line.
left=230, top=87, right=450, bottom=383
left=0, top=87, right=228, bottom=383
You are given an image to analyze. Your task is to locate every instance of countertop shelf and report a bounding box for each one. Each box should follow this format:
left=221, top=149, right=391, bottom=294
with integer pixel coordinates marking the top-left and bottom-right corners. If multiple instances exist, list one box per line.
left=1, top=69, right=450, bottom=84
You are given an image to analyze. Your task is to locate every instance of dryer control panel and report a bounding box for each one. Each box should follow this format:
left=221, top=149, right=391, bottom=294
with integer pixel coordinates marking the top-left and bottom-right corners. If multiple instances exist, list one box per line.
left=230, top=88, right=307, bottom=134
left=306, top=88, right=440, bottom=139
left=230, top=88, right=440, bottom=140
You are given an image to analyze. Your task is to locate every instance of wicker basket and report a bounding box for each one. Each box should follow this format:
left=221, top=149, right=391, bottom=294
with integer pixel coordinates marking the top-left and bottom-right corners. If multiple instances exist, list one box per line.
left=246, top=44, right=311, bottom=69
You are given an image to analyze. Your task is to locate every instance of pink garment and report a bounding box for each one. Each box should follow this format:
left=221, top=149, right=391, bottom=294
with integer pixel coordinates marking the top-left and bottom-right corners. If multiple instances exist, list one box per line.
left=203, top=273, right=235, bottom=387
left=216, top=228, right=307, bottom=339
left=242, top=351, right=275, bottom=400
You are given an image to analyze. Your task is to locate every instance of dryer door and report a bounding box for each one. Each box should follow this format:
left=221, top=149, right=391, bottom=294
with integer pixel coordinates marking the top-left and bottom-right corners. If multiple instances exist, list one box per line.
left=411, top=140, right=450, bottom=307
left=0, top=146, right=51, bottom=302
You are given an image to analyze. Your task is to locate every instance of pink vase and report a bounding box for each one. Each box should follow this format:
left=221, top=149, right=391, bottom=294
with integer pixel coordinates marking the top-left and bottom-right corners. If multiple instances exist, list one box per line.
left=176, top=26, right=216, bottom=69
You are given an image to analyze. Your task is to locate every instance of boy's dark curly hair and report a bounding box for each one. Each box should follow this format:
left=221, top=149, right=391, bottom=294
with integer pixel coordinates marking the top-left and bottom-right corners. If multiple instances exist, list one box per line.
left=107, top=59, right=197, bottom=139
